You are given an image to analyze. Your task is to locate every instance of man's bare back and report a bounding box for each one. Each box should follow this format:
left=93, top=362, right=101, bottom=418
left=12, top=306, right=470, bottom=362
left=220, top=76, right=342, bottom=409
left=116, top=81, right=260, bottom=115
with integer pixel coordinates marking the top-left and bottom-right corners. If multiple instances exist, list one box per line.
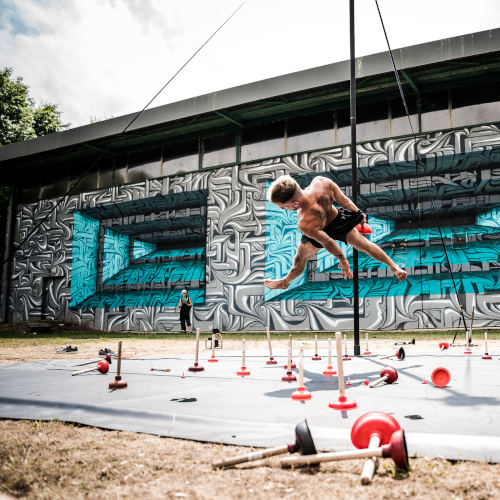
left=295, top=177, right=353, bottom=237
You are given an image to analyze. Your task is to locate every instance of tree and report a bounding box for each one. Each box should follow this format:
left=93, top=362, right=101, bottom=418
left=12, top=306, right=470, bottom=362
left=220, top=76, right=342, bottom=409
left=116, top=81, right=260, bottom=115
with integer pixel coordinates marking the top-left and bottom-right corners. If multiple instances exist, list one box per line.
left=0, top=67, right=69, bottom=146
left=0, top=68, right=69, bottom=300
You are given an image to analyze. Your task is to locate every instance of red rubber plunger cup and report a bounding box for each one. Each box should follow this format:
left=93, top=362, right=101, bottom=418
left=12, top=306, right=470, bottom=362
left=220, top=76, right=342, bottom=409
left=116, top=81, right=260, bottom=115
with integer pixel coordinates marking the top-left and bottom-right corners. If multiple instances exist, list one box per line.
left=431, top=367, right=450, bottom=387
left=351, top=412, right=401, bottom=449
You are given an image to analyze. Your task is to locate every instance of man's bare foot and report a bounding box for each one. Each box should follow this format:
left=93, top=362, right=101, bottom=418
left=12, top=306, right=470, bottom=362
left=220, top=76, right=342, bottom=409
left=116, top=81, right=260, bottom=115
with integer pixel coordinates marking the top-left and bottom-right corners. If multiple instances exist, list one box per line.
left=394, top=267, right=407, bottom=281
left=264, top=279, right=290, bottom=290
left=338, top=260, right=353, bottom=279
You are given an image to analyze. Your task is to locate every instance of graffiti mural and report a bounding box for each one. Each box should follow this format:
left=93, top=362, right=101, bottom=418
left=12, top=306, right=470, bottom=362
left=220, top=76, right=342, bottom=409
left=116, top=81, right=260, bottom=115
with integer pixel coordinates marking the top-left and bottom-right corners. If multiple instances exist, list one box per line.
left=7, top=124, right=500, bottom=331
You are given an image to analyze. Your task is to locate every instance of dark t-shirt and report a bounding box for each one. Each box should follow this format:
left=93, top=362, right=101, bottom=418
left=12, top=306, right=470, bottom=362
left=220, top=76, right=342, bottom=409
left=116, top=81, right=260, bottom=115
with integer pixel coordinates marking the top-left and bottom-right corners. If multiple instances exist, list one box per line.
left=180, top=296, right=191, bottom=312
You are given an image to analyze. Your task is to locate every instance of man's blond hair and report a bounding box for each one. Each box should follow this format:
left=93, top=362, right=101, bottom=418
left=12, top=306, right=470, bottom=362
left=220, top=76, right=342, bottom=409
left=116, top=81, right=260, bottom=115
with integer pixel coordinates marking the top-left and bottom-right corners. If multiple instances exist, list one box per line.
left=267, top=175, right=298, bottom=203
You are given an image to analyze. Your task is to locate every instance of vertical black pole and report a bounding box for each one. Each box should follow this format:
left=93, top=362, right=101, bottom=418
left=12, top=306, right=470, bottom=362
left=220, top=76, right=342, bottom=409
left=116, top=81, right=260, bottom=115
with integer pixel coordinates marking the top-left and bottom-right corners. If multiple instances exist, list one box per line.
left=350, top=0, right=360, bottom=355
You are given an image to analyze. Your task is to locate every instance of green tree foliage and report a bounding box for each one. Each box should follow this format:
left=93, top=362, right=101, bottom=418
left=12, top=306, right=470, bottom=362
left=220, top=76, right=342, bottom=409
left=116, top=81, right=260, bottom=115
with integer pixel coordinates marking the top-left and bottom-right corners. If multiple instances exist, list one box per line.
left=0, top=67, right=69, bottom=146
left=0, top=68, right=69, bottom=270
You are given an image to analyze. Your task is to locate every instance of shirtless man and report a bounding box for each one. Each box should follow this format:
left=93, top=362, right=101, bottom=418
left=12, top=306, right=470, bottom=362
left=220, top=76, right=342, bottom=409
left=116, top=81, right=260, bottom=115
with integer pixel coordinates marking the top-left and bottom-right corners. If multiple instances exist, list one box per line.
left=264, top=175, right=407, bottom=290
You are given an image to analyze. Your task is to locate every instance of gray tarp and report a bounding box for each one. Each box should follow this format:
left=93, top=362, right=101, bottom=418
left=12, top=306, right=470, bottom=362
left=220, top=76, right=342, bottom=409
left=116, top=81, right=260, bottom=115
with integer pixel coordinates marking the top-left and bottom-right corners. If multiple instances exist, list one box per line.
left=0, top=347, right=499, bottom=463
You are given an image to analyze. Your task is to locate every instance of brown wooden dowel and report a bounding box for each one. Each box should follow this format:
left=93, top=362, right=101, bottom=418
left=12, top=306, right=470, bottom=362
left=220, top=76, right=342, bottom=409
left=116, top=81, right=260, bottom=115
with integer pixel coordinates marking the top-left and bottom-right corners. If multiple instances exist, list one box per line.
left=213, top=445, right=289, bottom=468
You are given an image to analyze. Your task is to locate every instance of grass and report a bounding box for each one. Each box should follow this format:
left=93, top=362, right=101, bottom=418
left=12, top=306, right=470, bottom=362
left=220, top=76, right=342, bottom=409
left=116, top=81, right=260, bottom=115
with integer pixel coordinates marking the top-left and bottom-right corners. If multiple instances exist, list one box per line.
left=0, top=328, right=499, bottom=342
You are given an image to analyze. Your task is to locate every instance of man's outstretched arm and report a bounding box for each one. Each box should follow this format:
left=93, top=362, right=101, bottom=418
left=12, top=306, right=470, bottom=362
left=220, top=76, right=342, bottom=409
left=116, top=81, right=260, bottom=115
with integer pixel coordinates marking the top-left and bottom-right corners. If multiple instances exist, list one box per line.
left=264, top=242, right=318, bottom=290
left=331, top=181, right=366, bottom=223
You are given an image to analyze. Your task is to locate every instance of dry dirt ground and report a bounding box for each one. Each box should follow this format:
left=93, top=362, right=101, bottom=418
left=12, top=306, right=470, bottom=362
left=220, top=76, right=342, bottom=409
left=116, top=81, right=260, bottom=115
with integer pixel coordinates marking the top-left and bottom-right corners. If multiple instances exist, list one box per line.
left=1, top=336, right=499, bottom=499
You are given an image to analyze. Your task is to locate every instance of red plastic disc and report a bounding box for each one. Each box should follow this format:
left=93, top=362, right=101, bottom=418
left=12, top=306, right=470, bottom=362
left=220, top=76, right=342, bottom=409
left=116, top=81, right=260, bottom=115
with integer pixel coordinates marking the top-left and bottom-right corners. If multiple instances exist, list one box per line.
left=343, top=355, right=351, bottom=361
left=291, top=386, right=312, bottom=401
left=236, top=366, right=250, bottom=376
left=482, top=354, right=492, bottom=360
left=207, top=356, right=218, bottom=363
left=188, top=363, right=204, bottom=372
left=351, top=412, right=401, bottom=449
left=439, top=342, right=449, bottom=350
left=322, top=366, right=337, bottom=376
left=282, top=372, right=297, bottom=382
left=266, top=358, right=278, bottom=365
left=431, top=367, right=451, bottom=387
left=329, top=395, right=357, bottom=410
left=283, top=363, right=297, bottom=369
left=312, top=356, right=322, bottom=361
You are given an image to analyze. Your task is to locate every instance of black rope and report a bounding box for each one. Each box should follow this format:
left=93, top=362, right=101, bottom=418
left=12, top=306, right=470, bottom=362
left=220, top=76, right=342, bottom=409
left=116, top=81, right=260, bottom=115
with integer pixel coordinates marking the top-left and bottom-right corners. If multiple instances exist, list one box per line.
left=374, top=0, right=469, bottom=335
left=3, top=0, right=247, bottom=267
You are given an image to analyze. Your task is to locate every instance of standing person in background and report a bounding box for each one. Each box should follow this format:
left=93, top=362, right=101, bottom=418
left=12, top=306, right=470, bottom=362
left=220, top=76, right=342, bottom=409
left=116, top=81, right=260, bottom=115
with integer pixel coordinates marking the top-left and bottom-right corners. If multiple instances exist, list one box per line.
left=178, top=289, right=193, bottom=334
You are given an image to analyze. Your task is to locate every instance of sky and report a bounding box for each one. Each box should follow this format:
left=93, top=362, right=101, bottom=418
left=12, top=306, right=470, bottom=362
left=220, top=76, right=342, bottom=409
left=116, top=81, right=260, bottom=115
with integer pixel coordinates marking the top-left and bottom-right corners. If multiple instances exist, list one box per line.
left=1, top=0, right=499, bottom=129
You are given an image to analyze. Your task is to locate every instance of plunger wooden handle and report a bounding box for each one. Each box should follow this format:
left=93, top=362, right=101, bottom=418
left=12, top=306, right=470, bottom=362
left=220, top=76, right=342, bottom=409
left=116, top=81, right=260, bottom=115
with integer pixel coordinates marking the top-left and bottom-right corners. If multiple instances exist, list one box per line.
left=335, top=332, right=345, bottom=398
left=298, top=347, right=304, bottom=387
left=150, top=367, right=171, bottom=372
left=281, top=446, right=384, bottom=466
left=194, top=328, right=200, bottom=364
left=314, top=335, right=318, bottom=355
left=361, top=435, right=380, bottom=484
left=73, top=358, right=100, bottom=367
left=266, top=327, right=273, bottom=358
left=287, top=336, right=292, bottom=371
left=468, top=306, right=475, bottom=344
left=72, top=366, right=99, bottom=376
left=327, top=338, right=332, bottom=366
left=344, top=334, right=348, bottom=356
left=211, top=333, right=215, bottom=357
left=116, top=340, right=122, bottom=378
left=242, top=339, right=246, bottom=367
left=370, top=375, right=388, bottom=388
left=214, top=445, right=289, bottom=468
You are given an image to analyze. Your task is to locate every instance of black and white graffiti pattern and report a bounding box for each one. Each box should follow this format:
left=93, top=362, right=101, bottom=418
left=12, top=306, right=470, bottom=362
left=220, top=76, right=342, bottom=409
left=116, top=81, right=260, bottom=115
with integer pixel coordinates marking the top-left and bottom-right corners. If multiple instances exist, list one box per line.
left=8, top=124, right=500, bottom=330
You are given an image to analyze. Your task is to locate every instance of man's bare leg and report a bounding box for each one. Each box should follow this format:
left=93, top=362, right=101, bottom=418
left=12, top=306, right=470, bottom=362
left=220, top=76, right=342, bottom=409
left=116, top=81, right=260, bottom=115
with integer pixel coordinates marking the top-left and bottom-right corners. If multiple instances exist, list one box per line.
left=264, top=242, right=320, bottom=289
left=346, top=229, right=408, bottom=281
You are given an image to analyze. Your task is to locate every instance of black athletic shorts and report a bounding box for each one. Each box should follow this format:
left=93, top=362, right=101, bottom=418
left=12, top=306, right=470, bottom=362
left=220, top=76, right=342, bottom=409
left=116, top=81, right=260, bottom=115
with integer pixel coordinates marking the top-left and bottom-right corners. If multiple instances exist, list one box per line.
left=300, top=208, right=364, bottom=247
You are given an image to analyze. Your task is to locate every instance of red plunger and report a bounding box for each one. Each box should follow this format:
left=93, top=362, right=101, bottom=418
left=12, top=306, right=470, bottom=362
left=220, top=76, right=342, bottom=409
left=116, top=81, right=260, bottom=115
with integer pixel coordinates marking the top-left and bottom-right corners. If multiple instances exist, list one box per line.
left=188, top=328, right=205, bottom=372
left=109, top=340, right=127, bottom=389
left=328, top=332, right=356, bottom=410
left=72, top=360, right=109, bottom=376
left=370, top=366, right=398, bottom=388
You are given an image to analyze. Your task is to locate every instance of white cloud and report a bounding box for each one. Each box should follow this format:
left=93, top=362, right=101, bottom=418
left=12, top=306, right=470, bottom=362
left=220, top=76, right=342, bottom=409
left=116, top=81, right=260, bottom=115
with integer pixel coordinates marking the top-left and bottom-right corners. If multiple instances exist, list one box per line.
left=1, top=0, right=499, bottom=128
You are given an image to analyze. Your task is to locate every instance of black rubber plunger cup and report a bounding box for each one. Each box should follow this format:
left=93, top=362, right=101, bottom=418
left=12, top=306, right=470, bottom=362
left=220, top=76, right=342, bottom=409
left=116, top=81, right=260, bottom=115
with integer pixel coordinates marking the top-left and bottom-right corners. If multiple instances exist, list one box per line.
left=290, top=419, right=317, bottom=454
left=212, top=419, right=316, bottom=468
